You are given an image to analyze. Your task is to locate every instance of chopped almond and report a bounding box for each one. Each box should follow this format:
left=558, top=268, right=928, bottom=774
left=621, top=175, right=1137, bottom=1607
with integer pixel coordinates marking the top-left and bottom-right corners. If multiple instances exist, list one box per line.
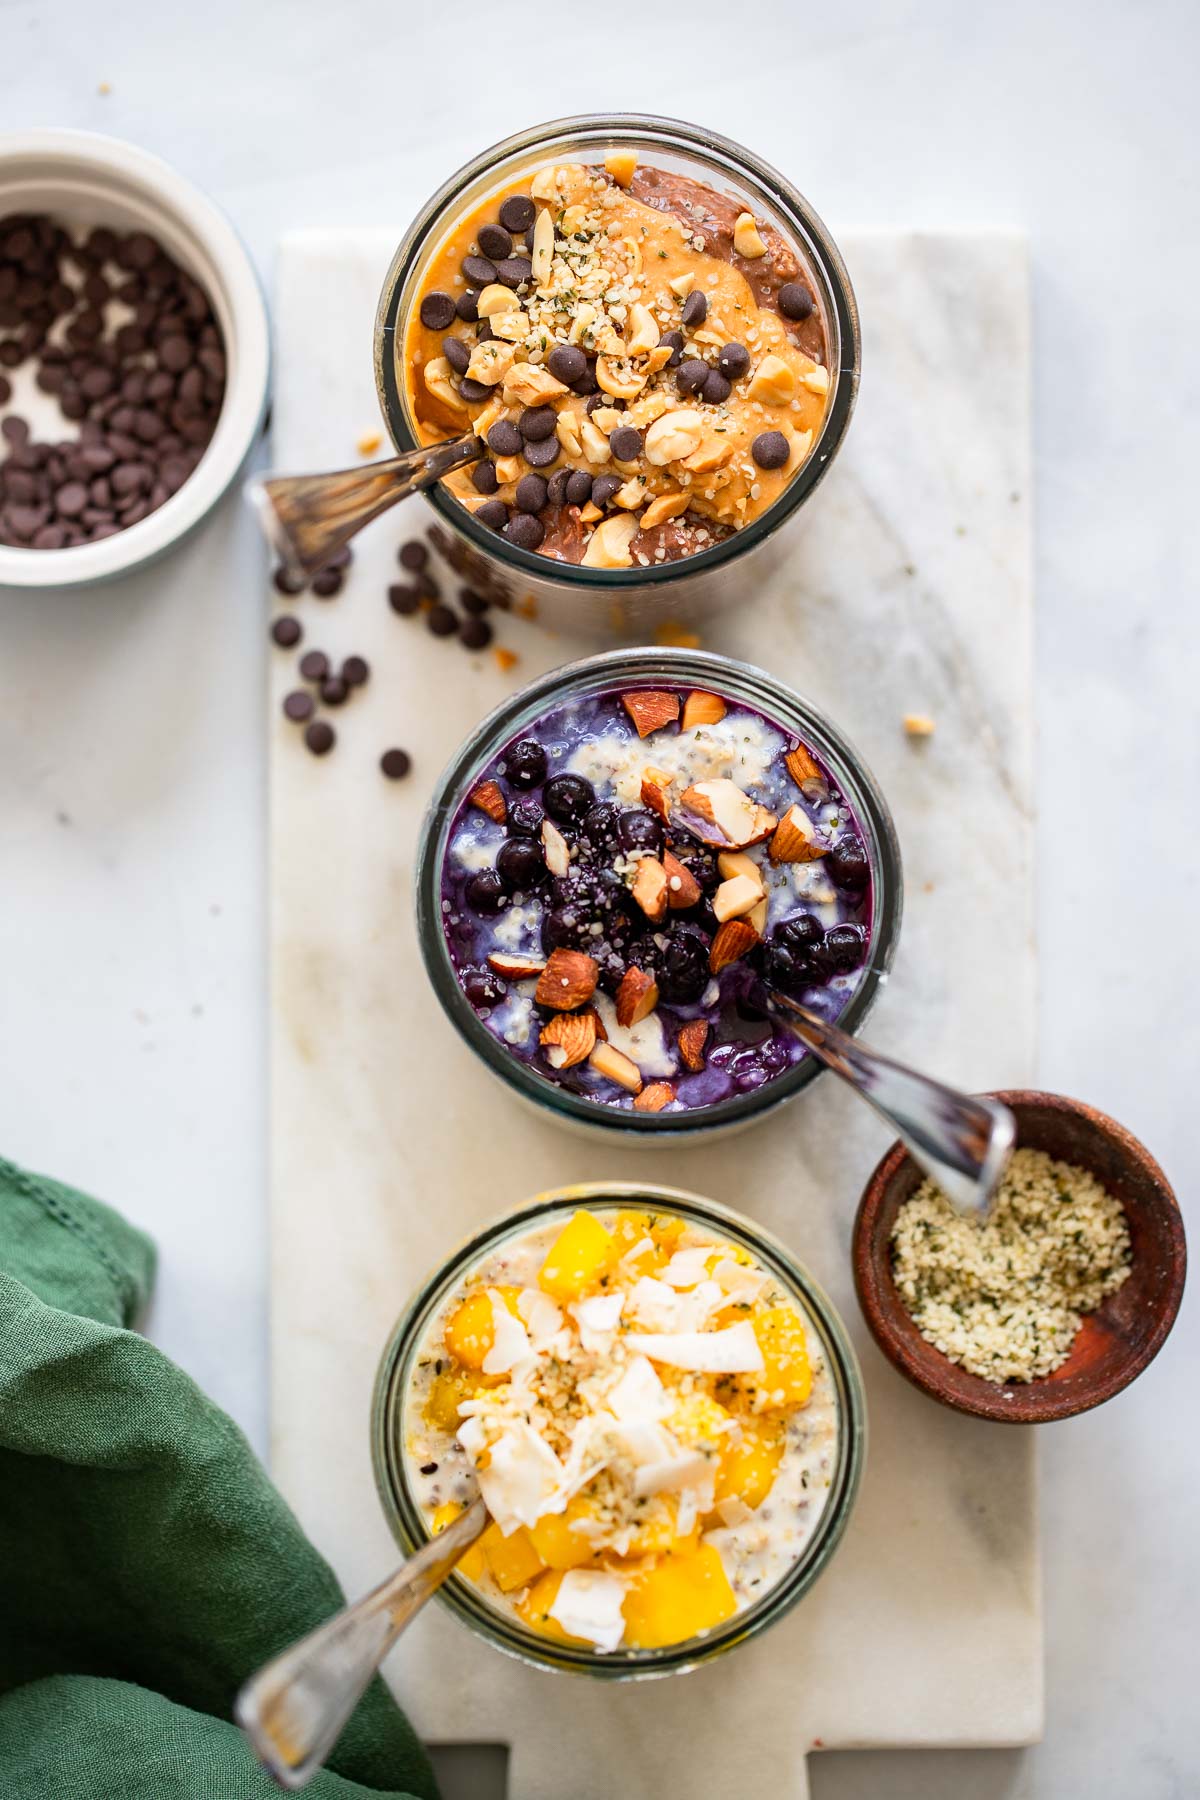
left=748, top=896, right=768, bottom=936
left=678, top=1018, right=710, bottom=1072
left=588, top=1040, right=643, bottom=1094
left=615, top=965, right=659, bottom=1028
left=541, top=818, right=571, bottom=877
left=622, top=689, right=681, bottom=738
left=584, top=1004, right=607, bottom=1043
left=534, top=949, right=599, bottom=1011
left=540, top=1010, right=598, bottom=1070
left=769, top=804, right=825, bottom=865
left=709, top=918, right=760, bottom=974
left=633, top=1082, right=676, bottom=1114
left=631, top=856, right=670, bottom=922
left=785, top=744, right=828, bottom=799
left=679, top=779, right=776, bottom=849
left=470, top=780, right=506, bottom=825
left=487, top=952, right=546, bottom=981
left=662, top=850, right=702, bottom=910
left=681, top=690, right=727, bottom=731
left=713, top=873, right=764, bottom=923
left=640, top=766, right=673, bottom=821
left=716, top=849, right=765, bottom=890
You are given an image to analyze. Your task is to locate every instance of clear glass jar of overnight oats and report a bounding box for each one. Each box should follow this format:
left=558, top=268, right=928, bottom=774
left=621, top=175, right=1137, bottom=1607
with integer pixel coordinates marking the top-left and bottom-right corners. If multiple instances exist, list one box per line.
left=374, top=115, right=860, bottom=633
left=415, top=648, right=901, bottom=1140
left=371, top=1183, right=866, bottom=1678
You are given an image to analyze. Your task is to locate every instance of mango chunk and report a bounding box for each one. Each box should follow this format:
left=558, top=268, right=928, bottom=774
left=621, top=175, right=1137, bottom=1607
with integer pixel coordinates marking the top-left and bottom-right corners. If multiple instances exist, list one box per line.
left=538, top=1210, right=614, bottom=1301
left=714, top=1421, right=784, bottom=1509
left=480, top=1521, right=546, bottom=1592
left=667, top=1393, right=733, bottom=1458
left=749, top=1304, right=813, bottom=1410
left=518, top=1569, right=590, bottom=1643
left=423, top=1369, right=481, bottom=1432
left=443, top=1284, right=521, bottom=1369
left=622, top=1544, right=737, bottom=1648
left=528, top=1498, right=598, bottom=1570
left=431, top=1502, right=485, bottom=1581
left=648, top=1213, right=686, bottom=1254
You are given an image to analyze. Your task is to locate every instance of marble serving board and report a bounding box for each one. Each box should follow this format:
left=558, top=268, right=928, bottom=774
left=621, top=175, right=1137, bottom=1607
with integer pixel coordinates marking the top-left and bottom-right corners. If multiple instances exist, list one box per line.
left=269, top=228, right=1038, bottom=1799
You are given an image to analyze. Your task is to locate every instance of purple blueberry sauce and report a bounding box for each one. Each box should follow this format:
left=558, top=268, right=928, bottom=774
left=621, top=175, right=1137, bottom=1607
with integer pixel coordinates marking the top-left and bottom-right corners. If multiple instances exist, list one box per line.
left=438, top=684, right=874, bottom=1114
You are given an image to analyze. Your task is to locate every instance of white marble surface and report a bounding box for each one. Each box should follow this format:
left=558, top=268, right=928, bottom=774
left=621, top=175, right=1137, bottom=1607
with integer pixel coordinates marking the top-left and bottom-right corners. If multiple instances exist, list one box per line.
left=0, top=4, right=1196, bottom=1797
left=268, top=226, right=1036, bottom=1796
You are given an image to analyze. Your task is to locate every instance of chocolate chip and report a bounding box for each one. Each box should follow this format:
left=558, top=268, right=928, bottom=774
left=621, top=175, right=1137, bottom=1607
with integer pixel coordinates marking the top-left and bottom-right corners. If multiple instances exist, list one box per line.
left=304, top=720, right=335, bottom=756
left=299, top=650, right=330, bottom=681
left=584, top=393, right=609, bottom=416
left=779, top=282, right=814, bottom=321
left=514, top=473, right=547, bottom=513
left=518, top=405, right=557, bottom=441
left=460, top=615, right=493, bottom=650
left=486, top=420, right=523, bottom=456
left=546, top=468, right=570, bottom=507
left=456, top=290, right=480, bottom=323
left=442, top=336, right=470, bottom=375
left=283, top=689, right=314, bottom=722
left=572, top=363, right=599, bottom=396
left=565, top=469, right=593, bottom=507
left=718, top=342, right=751, bottom=380
left=608, top=425, right=642, bottom=462
left=751, top=430, right=790, bottom=469
left=681, top=291, right=708, bottom=328
left=522, top=435, right=559, bottom=469
left=458, top=377, right=490, bottom=404
left=676, top=359, right=709, bottom=396
left=591, top=474, right=622, bottom=509
left=388, top=583, right=421, bottom=615
left=380, top=747, right=412, bottom=779
left=701, top=370, right=731, bottom=405
left=320, top=676, right=349, bottom=706
left=496, top=257, right=532, bottom=290
left=461, top=255, right=496, bottom=288
left=477, top=223, right=513, bottom=262
left=419, top=291, right=456, bottom=330
left=475, top=499, right=508, bottom=530
left=271, top=615, right=303, bottom=647
left=33, top=522, right=67, bottom=548
left=427, top=603, right=459, bottom=636
left=342, top=654, right=370, bottom=687
left=546, top=344, right=586, bottom=385
left=657, top=329, right=684, bottom=369
left=397, top=541, right=426, bottom=572
left=459, top=587, right=489, bottom=615
left=54, top=481, right=87, bottom=518
left=471, top=460, right=499, bottom=495
left=503, top=513, right=544, bottom=550
left=499, top=195, right=535, bottom=234
left=0, top=375, right=10, bottom=404
left=311, top=567, right=344, bottom=598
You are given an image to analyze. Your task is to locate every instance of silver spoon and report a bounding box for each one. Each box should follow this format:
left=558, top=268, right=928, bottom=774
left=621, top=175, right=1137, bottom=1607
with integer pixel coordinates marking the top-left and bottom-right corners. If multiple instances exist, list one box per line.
left=236, top=1497, right=486, bottom=1789
left=248, top=432, right=481, bottom=579
left=756, top=983, right=1015, bottom=1214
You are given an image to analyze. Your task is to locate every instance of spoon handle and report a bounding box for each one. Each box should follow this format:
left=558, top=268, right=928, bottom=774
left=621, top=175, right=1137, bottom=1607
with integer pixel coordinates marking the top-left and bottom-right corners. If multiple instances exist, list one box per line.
left=248, top=432, right=482, bottom=578
left=235, top=1498, right=487, bottom=1790
left=763, top=989, right=1015, bottom=1214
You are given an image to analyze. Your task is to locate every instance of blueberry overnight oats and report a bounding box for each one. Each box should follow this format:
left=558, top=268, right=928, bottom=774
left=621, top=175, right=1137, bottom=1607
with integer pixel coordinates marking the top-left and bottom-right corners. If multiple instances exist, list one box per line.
left=434, top=678, right=877, bottom=1118
left=403, top=147, right=832, bottom=570
left=404, top=1202, right=840, bottom=1656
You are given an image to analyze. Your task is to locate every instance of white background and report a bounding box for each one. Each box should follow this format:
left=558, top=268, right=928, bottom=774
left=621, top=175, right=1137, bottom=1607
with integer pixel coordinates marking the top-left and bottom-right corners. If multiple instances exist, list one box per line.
left=2, top=4, right=1197, bottom=1797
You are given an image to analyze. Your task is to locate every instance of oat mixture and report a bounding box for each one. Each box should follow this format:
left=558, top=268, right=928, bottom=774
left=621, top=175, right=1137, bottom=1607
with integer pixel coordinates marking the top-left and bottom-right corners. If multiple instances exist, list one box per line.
left=891, top=1147, right=1132, bottom=1384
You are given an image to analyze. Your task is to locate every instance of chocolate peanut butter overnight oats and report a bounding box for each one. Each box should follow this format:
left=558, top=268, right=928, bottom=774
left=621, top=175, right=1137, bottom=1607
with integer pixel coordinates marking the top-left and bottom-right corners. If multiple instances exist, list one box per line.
left=403, top=149, right=832, bottom=571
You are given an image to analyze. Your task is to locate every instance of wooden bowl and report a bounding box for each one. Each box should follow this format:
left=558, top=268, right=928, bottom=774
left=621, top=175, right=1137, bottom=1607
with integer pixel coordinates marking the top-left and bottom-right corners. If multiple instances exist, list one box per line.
left=852, top=1090, right=1186, bottom=1422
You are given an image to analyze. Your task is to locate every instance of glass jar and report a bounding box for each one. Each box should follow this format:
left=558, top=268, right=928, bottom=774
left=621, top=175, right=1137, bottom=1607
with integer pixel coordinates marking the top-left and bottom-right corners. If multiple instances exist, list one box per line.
left=371, top=1181, right=867, bottom=1679
left=373, top=114, right=860, bottom=635
left=415, top=646, right=902, bottom=1140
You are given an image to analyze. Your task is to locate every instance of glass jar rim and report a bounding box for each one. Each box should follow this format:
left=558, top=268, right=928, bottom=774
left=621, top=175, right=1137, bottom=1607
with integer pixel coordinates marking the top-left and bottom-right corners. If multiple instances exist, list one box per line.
left=374, top=113, right=861, bottom=589
left=371, top=1180, right=868, bottom=1678
left=414, top=646, right=903, bottom=1136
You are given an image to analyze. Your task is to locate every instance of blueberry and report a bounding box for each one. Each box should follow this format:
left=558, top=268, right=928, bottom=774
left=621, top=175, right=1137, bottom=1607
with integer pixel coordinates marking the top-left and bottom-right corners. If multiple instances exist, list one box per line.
left=462, top=966, right=505, bottom=1008
left=823, top=923, right=866, bottom=973
left=776, top=914, right=824, bottom=959
left=827, top=835, right=870, bottom=892
left=543, top=772, right=595, bottom=824
left=465, top=869, right=506, bottom=914
left=762, top=940, right=813, bottom=998
left=541, top=904, right=589, bottom=954
left=617, top=808, right=664, bottom=857
left=506, top=797, right=545, bottom=837
left=506, top=738, right=547, bottom=789
left=496, top=837, right=547, bottom=891
left=580, top=801, right=620, bottom=855
left=658, top=923, right=711, bottom=1003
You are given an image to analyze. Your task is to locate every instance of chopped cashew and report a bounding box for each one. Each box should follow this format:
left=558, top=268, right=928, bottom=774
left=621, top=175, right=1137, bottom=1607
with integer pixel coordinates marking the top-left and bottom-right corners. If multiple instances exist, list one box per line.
left=581, top=513, right=639, bottom=568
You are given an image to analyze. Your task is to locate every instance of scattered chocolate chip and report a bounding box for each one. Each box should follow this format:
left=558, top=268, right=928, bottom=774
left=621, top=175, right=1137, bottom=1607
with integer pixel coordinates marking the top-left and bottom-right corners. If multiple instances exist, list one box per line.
left=514, top=473, right=548, bottom=514
left=460, top=615, right=493, bottom=650
left=419, top=1460, right=439, bottom=1475
left=320, top=676, right=349, bottom=706
left=273, top=565, right=307, bottom=596
left=456, top=290, right=480, bottom=323
left=0, top=375, right=10, bottom=405
left=477, top=223, right=513, bottom=262
left=283, top=689, right=314, bottom=722
left=518, top=405, right=557, bottom=441
left=299, top=649, right=330, bottom=681
left=442, top=336, right=471, bottom=375
left=380, top=747, right=412, bottom=780
left=701, top=370, right=731, bottom=405
left=388, top=583, right=421, bottom=615
left=496, top=257, right=532, bottom=289
left=304, top=720, right=335, bottom=756
left=398, top=540, right=428, bottom=571
left=503, top=513, right=544, bottom=550
left=486, top=420, right=523, bottom=456
left=718, top=342, right=751, bottom=380
left=657, top=329, right=684, bottom=368
left=311, top=567, right=344, bottom=598
left=751, top=430, right=790, bottom=469
left=461, top=255, right=496, bottom=288
left=499, top=195, right=535, bottom=234
left=608, top=425, right=642, bottom=462
left=459, top=587, right=489, bottom=615
left=271, top=615, right=303, bottom=648
left=475, top=499, right=509, bottom=530
left=471, top=460, right=499, bottom=495
left=591, top=474, right=622, bottom=509
left=546, top=343, right=586, bottom=385
left=546, top=467, right=570, bottom=507
left=458, top=377, right=490, bottom=404
left=681, top=291, right=708, bottom=328
left=565, top=469, right=593, bottom=507
left=675, top=358, right=709, bottom=396
left=523, top=435, right=559, bottom=469
left=341, top=654, right=370, bottom=687
left=427, top=603, right=459, bottom=637
left=779, top=282, right=814, bottom=322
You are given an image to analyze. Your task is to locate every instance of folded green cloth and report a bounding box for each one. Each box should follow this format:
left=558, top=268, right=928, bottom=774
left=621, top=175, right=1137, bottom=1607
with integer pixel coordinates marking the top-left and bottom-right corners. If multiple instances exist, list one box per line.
left=0, top=1155, right=438, bottom=1800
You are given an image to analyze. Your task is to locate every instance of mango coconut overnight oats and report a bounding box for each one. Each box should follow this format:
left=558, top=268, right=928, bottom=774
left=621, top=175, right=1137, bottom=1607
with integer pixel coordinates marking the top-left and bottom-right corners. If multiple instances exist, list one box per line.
left=402, top=1202, right=843, bottom=1659
left=403, top=148, right=832, bottom=570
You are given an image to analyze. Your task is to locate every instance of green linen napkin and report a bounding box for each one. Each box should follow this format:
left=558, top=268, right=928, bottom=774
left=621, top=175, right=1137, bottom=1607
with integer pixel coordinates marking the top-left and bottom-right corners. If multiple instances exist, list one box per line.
left=0, top=1154, right=438, bottom=1800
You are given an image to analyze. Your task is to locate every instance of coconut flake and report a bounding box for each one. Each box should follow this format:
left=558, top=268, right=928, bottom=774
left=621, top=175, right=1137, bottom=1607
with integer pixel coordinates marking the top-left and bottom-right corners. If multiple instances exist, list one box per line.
left=625, top=1275, right=684, bottom=1331
left=548, top=1569, right=628, bottom=1653
left=623, top=1321, right=765, bottom=1372
left=711, top=1258, right=769, bottom=1308
left=632, top=1447, right=711, bottom=1498
left=570, top=1291, right=625, bottom=1352
left=661, top=1247, right=715, bottom=1289
left=474, top=1422, right=566, bottom=1533
left=482, top=1289, right=534, bottom=1375
left=604, top=1354, right=667, bottom=1424
left=517, top=1287, right=568, bottom=1352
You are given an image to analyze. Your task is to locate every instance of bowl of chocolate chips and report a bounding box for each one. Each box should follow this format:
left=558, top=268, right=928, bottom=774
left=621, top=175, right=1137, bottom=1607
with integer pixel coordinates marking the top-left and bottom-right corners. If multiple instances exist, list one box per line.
left=0, top=129, right=270, bottom=589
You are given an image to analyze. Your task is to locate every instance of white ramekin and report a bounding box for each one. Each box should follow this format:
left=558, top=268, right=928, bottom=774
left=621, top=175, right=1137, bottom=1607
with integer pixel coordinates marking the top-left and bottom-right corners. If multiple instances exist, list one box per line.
left=0, top=129, right=270, bottom=590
